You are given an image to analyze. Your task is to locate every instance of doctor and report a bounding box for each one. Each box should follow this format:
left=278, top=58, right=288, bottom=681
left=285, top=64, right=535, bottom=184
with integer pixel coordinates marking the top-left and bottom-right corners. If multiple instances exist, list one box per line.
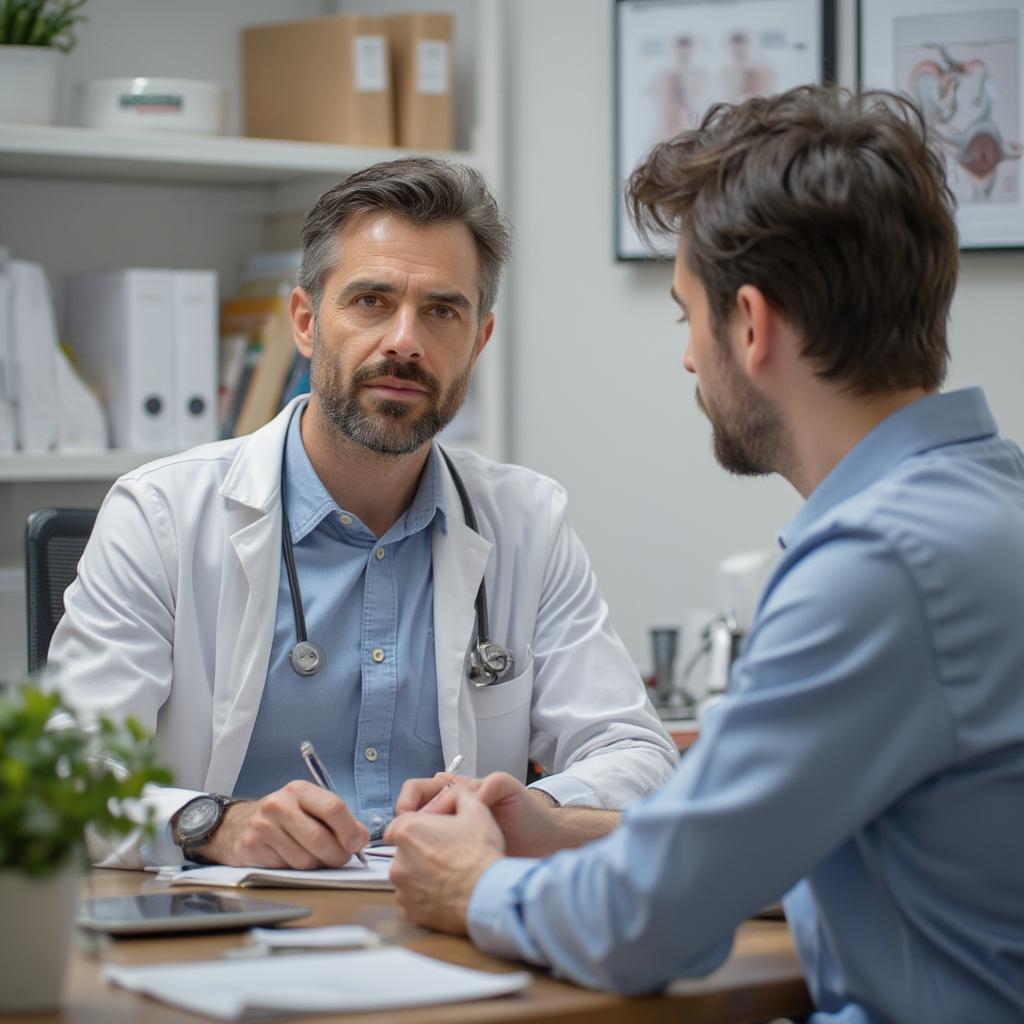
left=50, top=157, right=677, bottom=869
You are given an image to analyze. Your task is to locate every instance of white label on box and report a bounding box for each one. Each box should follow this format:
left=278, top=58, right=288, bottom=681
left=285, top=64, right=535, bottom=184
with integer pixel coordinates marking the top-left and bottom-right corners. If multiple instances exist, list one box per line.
left=416, top=40, right=449, bottom=95
left=354, top=35, right=387, bottom=93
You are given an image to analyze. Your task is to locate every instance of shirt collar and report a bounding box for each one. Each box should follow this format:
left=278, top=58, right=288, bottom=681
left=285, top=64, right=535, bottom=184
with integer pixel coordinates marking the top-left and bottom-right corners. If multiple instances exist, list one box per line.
left=778, top=387, right=997, bottom=550
left=406, top=444, right=448, bottom=537
left=282, top=402, right=447, bottom=543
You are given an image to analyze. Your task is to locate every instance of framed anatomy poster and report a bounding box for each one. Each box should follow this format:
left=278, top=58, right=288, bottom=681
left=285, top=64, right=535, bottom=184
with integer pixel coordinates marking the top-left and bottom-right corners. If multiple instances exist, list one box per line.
left=860, top=0, right=1024, bottom=249
left=614, top=0, right=836, bottom=260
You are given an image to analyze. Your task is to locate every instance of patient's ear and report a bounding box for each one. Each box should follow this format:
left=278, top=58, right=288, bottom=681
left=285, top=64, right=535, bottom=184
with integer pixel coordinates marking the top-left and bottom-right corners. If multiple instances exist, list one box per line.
left=735, top=284, right=775, bottom=377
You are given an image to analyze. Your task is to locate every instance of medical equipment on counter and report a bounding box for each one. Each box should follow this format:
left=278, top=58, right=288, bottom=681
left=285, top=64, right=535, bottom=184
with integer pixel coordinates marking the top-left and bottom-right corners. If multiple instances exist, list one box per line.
left=679, top=549, right=779, bottom=718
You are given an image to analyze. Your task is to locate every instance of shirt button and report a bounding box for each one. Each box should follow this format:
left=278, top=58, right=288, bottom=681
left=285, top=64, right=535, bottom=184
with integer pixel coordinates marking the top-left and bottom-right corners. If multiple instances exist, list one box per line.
left=375, top=547, right=385, bottom=560
left=339, top=513, right=352, bottom=525
left=371, top=648, right=385, bottom=663
left=364, top=746, right=378, bottom=762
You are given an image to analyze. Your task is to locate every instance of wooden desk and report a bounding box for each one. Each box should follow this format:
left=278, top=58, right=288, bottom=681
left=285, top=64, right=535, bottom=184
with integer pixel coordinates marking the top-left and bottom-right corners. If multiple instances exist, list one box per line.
left=40, top=870, right=811, bottom=1023
left=665, top=720, right=701, bottom=751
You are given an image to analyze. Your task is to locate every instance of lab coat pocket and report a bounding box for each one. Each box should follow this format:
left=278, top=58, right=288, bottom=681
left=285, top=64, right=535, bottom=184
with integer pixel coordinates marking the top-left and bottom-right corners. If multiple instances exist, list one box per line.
left=471, top=651, right=534, bottom=779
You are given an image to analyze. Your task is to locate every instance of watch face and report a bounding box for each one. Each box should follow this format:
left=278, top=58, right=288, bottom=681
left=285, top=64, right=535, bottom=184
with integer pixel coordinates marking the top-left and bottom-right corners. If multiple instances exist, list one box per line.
left=178, top=798, right=219, bottom=837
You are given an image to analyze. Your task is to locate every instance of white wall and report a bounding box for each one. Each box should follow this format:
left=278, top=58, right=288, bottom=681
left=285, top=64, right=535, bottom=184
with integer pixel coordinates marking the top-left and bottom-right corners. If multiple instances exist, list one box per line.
left=504, top=0, right=1024, bottom=671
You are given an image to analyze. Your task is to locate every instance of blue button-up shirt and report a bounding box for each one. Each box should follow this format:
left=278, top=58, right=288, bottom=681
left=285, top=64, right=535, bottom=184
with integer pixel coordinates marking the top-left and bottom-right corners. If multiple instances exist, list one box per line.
left=467, top=388, right=1024, bottom=1023
left=234, top=402, right=446, bottom=832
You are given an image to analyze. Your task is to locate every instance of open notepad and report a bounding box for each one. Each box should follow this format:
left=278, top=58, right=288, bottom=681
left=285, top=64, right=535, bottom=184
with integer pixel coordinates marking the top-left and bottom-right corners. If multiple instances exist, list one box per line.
left=167, top=856, right=393, bottom=891
left=106, top=947, right=531, bottom=1019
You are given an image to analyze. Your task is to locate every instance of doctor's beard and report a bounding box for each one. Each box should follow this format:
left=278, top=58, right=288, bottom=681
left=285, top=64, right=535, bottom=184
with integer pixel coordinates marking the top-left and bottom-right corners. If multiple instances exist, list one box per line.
left=310, top=323, right=472, bottom=456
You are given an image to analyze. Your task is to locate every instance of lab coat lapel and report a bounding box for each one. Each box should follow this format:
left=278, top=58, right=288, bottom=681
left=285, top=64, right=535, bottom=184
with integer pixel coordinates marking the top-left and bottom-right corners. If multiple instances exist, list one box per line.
left=432, top=460, right=492, bottom=777
left=205, top=512, right=280, bottom=791
left=203, top=400, right=299, bottom=792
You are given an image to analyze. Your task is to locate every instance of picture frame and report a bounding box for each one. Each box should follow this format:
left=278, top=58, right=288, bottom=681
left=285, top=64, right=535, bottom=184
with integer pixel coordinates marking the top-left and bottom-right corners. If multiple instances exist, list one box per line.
left=859, top=0, right=1024, bottom=250
left=614, top=0, right=836, bottom=261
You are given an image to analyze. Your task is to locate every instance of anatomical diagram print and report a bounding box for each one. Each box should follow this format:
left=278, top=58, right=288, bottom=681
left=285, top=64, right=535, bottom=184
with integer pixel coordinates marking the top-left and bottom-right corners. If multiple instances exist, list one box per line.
left=895, top=9, right=1022, bottom=204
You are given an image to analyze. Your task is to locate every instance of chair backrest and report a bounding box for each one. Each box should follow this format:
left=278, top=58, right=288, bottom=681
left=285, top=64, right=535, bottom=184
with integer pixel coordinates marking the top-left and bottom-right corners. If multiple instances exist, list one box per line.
left=25, top=508, right=97, bottom=675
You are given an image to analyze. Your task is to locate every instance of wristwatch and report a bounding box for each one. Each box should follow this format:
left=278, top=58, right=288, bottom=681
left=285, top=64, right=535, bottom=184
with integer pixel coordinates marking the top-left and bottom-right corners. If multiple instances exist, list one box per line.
left=171, top=794, right=237, bottom=857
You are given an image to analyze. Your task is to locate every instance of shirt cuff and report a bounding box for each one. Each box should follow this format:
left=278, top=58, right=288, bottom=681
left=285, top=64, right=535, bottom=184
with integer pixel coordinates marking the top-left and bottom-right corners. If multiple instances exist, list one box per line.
left=141, top=819, right=182, bottom=867
left=528, top=773, right=598, bottom=808
left=467, top=856, right=544, bottom=963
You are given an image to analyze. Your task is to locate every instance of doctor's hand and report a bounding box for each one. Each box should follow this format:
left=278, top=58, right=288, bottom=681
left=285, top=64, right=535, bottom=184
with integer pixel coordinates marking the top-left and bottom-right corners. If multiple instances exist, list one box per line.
left=386, top=785, right=505, bottom=935
left=196, top=781, right=370, bottom=869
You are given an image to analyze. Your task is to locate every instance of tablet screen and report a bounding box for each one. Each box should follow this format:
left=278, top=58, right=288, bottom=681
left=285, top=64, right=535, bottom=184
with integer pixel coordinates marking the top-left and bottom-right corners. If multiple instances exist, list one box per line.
left=77, top=891, right=310, bottom=935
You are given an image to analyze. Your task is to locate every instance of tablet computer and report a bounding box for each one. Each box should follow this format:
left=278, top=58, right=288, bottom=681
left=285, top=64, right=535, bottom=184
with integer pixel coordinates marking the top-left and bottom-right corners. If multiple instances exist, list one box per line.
left=77, top=891, right=311, bottom=935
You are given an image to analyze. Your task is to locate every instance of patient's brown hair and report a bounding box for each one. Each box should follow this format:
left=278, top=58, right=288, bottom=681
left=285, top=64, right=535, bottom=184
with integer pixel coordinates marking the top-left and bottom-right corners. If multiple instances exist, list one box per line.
left=628, top=85, right=959, bottom=395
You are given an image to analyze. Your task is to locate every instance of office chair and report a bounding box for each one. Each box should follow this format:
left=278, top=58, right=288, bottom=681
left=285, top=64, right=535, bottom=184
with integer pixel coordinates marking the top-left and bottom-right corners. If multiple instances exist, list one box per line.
left=25, top=508, right=97, bottom=675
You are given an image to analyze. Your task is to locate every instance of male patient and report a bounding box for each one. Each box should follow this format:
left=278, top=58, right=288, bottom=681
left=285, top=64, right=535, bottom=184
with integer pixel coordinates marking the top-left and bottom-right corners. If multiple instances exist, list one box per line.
left=50, top=157, right=676, bottom=869
left=386, top=87, right=1024, bottom=1023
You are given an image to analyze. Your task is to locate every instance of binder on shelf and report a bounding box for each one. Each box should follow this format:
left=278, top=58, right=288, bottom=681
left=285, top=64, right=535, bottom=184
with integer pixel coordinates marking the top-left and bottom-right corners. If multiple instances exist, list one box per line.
left=9, top=260, right=61, bottom=452
left=385, top=13, right=454, bottom=150
left=172, top=271, right=218, bottom=448
left=67, top=269, right=200, bottom=451
left=243, top=14, right=394, bottom=146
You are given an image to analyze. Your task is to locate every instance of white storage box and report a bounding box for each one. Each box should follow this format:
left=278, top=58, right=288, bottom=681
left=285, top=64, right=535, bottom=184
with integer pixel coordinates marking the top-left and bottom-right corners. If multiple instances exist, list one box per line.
left=78, top=77, right=227, bottom=134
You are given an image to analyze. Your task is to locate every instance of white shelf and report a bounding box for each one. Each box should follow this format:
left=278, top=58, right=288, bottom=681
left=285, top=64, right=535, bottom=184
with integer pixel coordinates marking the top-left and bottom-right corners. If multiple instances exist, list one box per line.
left=0, top=123, right=481, bottom=186
left=0, top=450, right=174, bottom=482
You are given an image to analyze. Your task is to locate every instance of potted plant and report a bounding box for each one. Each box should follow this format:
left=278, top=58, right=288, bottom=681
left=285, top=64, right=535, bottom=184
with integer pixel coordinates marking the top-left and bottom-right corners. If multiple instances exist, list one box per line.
left=0, top=684, right=171, bottom=1012
left=0, top=0, right=88, bottom=125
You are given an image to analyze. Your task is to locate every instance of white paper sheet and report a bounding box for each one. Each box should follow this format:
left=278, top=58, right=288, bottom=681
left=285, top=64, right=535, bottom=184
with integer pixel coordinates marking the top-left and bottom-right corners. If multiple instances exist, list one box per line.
left=247, top=925, right=376, bottom=948
left=106, top=947, right=531, bottom=1019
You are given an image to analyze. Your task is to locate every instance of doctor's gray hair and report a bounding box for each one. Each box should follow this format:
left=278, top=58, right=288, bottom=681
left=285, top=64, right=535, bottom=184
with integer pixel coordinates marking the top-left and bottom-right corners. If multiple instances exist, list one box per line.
left=298, top=157, right=512, bottom=323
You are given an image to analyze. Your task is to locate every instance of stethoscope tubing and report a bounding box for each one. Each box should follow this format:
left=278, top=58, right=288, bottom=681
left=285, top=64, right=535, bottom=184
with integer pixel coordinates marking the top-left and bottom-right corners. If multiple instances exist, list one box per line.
left=280, top=444, right=511, bottom=684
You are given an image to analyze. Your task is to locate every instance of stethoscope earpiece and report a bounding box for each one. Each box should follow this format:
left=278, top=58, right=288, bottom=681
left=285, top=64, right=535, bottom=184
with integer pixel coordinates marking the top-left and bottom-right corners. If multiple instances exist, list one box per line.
left=281, top=442, right=513, bottom=687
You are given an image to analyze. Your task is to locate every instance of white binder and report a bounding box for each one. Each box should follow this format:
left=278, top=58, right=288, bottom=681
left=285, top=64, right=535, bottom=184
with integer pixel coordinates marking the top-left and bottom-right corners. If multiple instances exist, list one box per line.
left=9, top=260, right=60, bottom=452
left=172, top=271, right=218, bottom=448
left=68, top=269, right=218, bottom=451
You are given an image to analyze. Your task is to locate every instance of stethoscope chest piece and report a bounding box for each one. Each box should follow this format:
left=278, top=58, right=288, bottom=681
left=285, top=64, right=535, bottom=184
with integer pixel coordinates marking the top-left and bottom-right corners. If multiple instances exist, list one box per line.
left=290, top=639, right=327, bottom=677
left=467, top=641, right=515, bottom=688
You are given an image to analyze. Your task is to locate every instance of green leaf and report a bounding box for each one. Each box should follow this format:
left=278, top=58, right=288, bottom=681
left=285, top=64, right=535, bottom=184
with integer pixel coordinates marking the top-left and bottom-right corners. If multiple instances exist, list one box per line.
left=0, top=682, right=173, bottom=877
left=0, top=0, right=87, bottom=50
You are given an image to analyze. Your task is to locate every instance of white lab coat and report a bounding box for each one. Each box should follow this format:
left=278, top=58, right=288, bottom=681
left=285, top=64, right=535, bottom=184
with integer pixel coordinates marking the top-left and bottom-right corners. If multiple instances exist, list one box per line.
left=50, top=398, right=677, bottom=867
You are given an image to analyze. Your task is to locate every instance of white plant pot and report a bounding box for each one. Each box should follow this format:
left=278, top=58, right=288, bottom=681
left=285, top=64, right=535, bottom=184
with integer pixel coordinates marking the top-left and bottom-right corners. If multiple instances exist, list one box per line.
left=0, top=45, right=62, bottom=125
left=0, top=863, right=80, bottom=1011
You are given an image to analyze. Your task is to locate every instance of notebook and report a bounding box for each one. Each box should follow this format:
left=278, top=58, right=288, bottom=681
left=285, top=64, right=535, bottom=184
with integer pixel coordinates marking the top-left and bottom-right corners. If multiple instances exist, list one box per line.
left=167, top=857, right=393, bottom=891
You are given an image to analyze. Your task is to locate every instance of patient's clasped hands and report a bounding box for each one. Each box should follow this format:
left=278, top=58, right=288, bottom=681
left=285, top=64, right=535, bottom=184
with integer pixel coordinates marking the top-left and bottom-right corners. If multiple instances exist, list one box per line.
left=386, top=772, right=548, bottom=935
left=386, top=771, right=588, bottom=935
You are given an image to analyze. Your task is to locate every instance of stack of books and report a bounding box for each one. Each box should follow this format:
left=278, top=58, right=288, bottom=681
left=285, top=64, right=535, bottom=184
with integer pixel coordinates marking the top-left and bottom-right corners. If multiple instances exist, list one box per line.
left=218, top=249, right=309, bottom=439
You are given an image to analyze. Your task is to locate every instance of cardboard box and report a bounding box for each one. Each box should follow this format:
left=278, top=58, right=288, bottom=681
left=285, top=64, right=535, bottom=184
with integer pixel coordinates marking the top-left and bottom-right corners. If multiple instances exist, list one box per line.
left=385, top=13, right=454, bottom=151
left=243, top=14, right=394, bottom=146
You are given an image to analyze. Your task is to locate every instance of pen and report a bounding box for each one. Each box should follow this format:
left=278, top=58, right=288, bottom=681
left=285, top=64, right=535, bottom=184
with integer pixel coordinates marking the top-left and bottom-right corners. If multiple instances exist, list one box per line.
left=445, top=754, right=463, bottom=775
left=299, top=740, right=369, bottom=867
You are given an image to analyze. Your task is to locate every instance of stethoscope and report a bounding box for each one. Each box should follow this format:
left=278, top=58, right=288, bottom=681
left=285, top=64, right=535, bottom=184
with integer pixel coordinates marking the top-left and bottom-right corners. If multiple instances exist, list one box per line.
left=282, top=446, right=516, bottom=688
